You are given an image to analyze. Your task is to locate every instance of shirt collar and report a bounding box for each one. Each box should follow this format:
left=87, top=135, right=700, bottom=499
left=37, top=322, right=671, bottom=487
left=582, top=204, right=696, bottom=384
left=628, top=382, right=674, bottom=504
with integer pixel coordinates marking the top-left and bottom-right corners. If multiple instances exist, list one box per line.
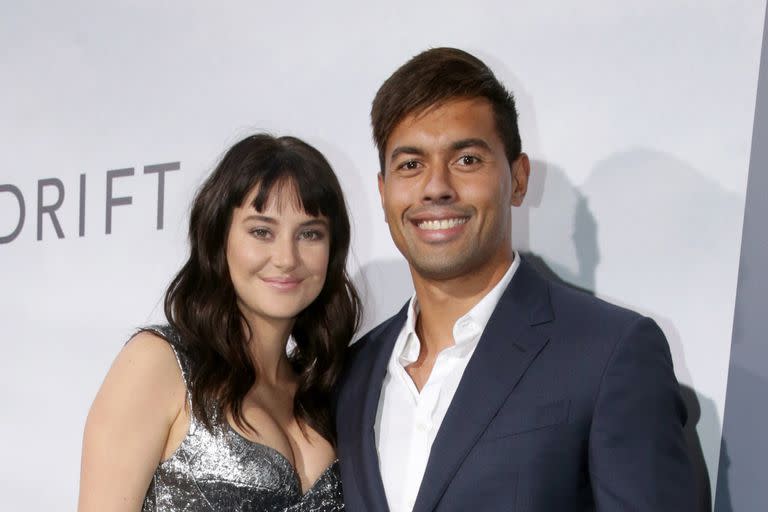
left=395, top=251, right=521, bottom=365
left=397, top=296, right=421, bottom=365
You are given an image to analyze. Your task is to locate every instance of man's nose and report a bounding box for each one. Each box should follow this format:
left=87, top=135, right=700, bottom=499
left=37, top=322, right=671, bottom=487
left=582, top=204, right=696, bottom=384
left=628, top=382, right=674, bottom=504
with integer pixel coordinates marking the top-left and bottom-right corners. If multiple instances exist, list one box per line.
left=421, top=164, right=457, bottom=204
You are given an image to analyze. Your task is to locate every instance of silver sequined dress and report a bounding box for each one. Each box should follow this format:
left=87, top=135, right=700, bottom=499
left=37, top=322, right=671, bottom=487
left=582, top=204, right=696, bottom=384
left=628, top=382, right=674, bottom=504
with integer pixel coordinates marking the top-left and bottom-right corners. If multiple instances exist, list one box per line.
left=140, top=325, right=344, bottom=512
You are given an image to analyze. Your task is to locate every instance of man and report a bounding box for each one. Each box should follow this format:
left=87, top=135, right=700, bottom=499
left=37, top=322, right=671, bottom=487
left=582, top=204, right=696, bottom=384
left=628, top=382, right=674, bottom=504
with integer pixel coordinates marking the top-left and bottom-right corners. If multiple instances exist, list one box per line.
left=336, top=48, right=695, bottom=511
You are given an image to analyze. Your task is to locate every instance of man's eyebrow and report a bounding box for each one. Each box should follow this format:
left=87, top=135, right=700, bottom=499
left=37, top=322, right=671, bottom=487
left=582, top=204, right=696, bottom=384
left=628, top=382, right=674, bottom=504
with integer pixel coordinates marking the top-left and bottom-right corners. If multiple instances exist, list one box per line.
left=451, top=138, right=492, bottom=152
left=389, top=145, right=424, bottom=162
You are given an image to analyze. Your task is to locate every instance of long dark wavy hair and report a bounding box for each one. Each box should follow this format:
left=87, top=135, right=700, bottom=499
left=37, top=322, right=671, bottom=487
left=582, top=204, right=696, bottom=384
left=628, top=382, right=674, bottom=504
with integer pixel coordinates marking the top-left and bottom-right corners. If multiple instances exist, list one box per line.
left=164, top=133, right=361, bottom=444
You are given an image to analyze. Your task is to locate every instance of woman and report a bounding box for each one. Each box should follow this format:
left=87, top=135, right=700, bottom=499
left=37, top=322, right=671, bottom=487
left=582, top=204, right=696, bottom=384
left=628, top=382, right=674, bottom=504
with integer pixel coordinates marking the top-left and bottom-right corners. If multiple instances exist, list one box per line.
left=78, top=134, right=360, bottom=511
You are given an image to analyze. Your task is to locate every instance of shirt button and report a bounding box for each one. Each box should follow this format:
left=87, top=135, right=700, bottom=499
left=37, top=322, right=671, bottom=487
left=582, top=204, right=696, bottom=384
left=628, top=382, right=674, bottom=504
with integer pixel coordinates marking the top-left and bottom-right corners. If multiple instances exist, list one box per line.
left=416, top=422, right=429, bottom=432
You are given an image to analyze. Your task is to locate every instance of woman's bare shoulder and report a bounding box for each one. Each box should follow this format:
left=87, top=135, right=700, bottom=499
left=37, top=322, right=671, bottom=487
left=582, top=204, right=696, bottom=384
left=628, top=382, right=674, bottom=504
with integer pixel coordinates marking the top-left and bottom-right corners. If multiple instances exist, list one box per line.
left=79, top=330, right=186, bottom=511
left=93, top=330, right=185, bottom=415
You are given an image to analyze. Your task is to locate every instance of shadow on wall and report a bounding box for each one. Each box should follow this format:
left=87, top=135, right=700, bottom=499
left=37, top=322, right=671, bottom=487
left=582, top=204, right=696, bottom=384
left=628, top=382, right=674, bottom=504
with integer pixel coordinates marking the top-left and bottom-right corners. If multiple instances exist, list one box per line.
left=585, top=149, right=741, bottom=511
left=680, top=386, right=718, bottom=511
left=514, top=159, right=599, bottom=294
left=715, top=437, right=733, bottom=512
left=352, top=258, right=413, bottom=336
left=715, top=364, right=768, bottom=511
left=517, top=149, right=741, bottom=511
left=353, top=149, right=739, bottom=510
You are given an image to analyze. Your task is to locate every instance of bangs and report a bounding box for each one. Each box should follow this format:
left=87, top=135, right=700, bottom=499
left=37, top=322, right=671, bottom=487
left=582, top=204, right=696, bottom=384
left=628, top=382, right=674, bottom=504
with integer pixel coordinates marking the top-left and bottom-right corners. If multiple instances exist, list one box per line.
left=248, top=158, right=335, bottom=220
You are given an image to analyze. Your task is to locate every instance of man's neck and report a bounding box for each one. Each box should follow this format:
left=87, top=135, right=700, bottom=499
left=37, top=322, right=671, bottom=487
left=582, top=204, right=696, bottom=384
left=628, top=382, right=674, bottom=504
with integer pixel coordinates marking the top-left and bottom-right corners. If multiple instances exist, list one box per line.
left=411, top=255, right=513, bottom=360
left=404, top=256, right=513, bottom=391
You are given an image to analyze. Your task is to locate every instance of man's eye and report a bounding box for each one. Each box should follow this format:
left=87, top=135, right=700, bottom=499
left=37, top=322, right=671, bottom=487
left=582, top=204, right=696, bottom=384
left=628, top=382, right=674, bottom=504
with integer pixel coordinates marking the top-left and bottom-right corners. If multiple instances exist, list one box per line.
left=397, top=160, right=420, bottom=171
left=459, top=155, right=480, bottom=166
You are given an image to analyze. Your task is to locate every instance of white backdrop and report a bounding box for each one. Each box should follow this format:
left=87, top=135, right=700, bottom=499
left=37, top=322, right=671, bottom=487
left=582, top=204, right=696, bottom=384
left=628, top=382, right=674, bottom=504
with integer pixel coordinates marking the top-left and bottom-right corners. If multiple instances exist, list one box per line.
left=1, top=1, right=765, bottom=509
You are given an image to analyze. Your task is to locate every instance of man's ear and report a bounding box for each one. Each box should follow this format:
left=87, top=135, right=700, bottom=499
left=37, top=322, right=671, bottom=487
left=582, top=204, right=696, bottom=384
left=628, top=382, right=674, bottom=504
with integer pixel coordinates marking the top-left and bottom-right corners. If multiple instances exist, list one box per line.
left=511, top=153, right=530, bottom=207
left=377, top=171, right=388, bottom=223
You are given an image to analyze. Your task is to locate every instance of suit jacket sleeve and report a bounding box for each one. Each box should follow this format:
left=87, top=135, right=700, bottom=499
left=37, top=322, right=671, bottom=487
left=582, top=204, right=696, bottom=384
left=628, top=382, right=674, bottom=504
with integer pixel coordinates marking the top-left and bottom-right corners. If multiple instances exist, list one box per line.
left=588, top=316, right=697, bottom=510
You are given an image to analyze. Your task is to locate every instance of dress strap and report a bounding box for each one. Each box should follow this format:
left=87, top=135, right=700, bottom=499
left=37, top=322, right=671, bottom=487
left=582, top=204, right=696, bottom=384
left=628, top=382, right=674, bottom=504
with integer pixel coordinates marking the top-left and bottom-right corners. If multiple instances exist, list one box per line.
left=135, top=324, right=192, bottom=401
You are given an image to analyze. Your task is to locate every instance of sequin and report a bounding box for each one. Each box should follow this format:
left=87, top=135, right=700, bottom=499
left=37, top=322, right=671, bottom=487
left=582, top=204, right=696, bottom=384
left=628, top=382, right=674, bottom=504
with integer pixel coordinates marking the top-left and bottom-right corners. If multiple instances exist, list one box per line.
left=139, top=325, right=344, bottom=512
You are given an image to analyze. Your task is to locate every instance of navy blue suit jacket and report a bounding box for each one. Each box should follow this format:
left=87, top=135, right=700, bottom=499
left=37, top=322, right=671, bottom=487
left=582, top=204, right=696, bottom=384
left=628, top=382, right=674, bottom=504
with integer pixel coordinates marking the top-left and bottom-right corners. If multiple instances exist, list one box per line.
left=335, top=258, right=696, bottom=511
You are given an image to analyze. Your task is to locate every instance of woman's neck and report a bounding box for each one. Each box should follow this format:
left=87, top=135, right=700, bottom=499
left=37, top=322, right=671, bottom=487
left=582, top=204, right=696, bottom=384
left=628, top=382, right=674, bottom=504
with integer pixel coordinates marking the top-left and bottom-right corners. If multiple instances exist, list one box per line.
left=243, top=314, right=296, bottom=387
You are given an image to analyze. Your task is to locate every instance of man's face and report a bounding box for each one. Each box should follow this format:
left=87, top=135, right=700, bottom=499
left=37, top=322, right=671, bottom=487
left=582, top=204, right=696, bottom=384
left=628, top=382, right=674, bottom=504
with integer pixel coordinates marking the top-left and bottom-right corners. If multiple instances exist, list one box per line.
left=378, top=97, right=529, bottom=281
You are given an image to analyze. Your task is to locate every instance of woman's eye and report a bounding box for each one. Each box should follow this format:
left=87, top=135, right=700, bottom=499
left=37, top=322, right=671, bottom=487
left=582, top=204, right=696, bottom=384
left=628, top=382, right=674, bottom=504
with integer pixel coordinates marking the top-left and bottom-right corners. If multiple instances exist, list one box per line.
left=299, top=230, right=325, bottom=241
left=250, top=228, right=272, bottom=239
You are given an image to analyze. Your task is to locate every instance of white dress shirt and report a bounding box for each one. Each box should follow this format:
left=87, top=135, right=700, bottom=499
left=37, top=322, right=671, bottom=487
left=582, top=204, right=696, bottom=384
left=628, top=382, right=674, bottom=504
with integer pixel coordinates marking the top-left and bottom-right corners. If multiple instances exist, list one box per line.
left=374, top=252, right=521, bottom=512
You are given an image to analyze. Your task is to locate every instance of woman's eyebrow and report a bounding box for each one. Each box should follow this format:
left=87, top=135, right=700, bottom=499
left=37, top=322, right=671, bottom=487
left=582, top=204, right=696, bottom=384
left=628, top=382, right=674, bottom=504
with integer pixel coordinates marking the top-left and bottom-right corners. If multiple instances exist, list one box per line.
left=242, top=215, right=328, bottom=228
left=300, top=218, right=329, bottom=228
left=242, top=214, right=276, bottom=224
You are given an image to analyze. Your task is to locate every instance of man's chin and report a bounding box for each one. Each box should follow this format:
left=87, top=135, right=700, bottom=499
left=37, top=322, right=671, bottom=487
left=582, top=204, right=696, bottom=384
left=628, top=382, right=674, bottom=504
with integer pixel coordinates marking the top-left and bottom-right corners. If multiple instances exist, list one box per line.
left=408, top=256, right=475, bottom=282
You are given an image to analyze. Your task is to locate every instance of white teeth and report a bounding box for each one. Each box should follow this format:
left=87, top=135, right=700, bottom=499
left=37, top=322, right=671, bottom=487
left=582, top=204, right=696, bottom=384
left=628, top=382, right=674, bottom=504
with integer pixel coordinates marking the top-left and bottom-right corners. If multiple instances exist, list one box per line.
left=417, top=218, right=468, bottom=230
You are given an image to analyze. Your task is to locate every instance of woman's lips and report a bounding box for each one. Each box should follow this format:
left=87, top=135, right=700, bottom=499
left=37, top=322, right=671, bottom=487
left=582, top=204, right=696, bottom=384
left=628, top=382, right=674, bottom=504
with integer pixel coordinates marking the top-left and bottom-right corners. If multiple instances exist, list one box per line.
left=261, top=277, right=303, bottom=290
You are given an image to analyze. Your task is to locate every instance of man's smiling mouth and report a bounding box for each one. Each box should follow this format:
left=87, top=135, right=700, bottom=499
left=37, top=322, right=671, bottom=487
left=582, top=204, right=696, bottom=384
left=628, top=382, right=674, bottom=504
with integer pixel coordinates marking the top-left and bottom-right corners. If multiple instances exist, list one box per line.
left=415, top=218, right=469, bottom=230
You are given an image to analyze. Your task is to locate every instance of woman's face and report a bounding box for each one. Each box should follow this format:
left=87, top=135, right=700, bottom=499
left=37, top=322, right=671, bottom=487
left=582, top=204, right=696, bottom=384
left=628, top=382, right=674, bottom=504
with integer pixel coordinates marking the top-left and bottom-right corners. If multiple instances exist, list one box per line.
left=226, top=182, right=331, bottom=327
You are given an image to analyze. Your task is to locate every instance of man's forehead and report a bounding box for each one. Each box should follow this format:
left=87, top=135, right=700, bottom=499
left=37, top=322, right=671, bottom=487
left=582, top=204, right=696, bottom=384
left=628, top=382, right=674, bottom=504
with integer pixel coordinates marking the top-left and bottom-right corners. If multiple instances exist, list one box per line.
left=400, top=96, right=493, bottom=125
left=386, top=99, right=499, bottom=154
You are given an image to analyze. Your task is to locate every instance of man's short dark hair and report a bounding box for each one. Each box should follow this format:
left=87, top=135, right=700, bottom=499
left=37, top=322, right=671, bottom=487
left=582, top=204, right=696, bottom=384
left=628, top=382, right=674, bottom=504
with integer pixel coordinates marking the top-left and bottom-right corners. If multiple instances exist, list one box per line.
left=371, top=47, right=521, bottom=173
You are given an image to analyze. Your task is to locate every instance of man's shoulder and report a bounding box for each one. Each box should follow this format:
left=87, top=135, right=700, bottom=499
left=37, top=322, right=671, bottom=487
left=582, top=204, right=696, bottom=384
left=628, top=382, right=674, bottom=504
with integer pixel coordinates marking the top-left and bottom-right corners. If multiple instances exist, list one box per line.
left=544, top=277, right=647, bottom=336
left=348, top=303, right=408, bottom=362
left=516, top=256, right=644, bottom=331
left=336, top=303, right=408, bottom=403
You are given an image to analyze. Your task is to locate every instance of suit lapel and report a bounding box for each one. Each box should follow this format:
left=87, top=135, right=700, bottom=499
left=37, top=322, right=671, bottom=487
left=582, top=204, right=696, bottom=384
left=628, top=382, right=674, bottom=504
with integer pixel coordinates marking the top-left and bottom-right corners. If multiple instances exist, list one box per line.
left=348, top=303, right=408, bottom=512
left=413, top=260, right=554, bottom=512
